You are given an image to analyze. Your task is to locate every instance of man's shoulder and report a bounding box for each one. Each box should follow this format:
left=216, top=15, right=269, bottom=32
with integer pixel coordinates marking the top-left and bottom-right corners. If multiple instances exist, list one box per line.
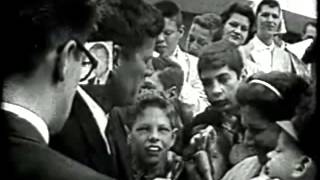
left=9, top=138, right=113, bottom=180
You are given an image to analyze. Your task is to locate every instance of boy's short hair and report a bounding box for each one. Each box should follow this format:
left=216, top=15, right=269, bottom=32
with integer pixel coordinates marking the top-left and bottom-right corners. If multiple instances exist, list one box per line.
left=198, top=40, right=243, bottom=77
left=154, top=0, right=183, bottom=27
left=128, top=93, right=181, bottom=130
left=192, top=13, right=222, bottom=34
left=256, top=0, right=281, bottom=15
left=152, top=57, right=184, bottom=95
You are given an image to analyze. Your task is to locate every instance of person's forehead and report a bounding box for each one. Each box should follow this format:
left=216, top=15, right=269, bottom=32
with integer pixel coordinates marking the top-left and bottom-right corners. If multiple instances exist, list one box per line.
left=164, top=17, right=179, bottom=30
left=200, top=65, right=237, bottom=79
left=137, top=107, right=170, bottom=123
left=228, top=13, right=250, bottom=25
left=190, top=23, right=212, bottom=37
left=306, top=24, right=316, bottom=32
left=259, top=5, right=280, bottom=15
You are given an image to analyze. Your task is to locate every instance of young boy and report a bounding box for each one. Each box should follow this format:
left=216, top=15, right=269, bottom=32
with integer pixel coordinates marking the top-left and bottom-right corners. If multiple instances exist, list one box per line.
left=128, top=92, right=183, bottom=180
left=261, top=120, right=317, bottom=180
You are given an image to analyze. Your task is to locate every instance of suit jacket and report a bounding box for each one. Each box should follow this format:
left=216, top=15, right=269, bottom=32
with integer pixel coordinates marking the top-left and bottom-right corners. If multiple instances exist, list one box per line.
left=4, top=110, right=114, bottom=180
left=50, top=87, right=131, bottom=180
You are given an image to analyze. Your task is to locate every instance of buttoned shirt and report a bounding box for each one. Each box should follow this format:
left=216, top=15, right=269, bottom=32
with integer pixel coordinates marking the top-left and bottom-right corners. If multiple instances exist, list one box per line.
left=2, top=102, right=50, bottom=144
left=77, top=86, right=111, bottom=154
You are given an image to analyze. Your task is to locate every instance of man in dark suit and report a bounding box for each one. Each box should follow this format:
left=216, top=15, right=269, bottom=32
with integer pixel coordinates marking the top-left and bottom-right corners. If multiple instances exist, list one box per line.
left=50, top=1, right=164, bottom=180
left=2, top=0, right=117, bottom=179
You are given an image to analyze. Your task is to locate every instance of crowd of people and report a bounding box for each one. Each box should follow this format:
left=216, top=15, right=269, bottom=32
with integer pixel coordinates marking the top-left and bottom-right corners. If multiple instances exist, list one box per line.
left=2, top=0, right=318, bottom=180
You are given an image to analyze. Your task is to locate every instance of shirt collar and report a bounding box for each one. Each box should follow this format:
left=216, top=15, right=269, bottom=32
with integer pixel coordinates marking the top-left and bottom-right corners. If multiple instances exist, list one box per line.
left=2, top=102, right=50, bottom=144
left=170, top=46, right=181, bottom=60
left=252, top=35, right=275, bottom=51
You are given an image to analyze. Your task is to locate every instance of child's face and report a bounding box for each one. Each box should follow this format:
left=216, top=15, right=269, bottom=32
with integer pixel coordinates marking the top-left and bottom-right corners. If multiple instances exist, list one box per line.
left=130, top=106, right=176, bottom=166
left=188, top=125, right=228, bottom=180
left=265, top=132, right=306, bottom=180
left=208, top=142, right=228, bottom=180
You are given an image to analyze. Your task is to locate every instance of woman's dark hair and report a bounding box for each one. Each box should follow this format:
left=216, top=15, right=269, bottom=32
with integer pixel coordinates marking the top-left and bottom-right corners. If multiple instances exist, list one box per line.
left=220, top=2, right=256, bottom=45
left=236, top=71, right=313, bottom=122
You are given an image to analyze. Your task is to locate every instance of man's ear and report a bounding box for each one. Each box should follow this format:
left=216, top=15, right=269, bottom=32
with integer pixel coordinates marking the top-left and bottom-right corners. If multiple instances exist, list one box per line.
left=54, top=40, right=77, bottom=82
left=165, top=86, right=178, bottom=99
left=292, top=156, right=314, bottom=178
left=169, top=128, right=178, bottom=148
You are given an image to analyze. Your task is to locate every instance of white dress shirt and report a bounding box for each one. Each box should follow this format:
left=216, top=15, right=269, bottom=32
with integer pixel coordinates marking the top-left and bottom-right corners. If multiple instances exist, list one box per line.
left=77, top=86, right=111, bottom=154
left=2, top=102, right=50, bottom=144
left=249, top=36, right=276, bottom=72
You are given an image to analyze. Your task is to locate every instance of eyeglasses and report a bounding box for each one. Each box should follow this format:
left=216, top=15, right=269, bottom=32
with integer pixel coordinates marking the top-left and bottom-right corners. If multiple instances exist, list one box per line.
left=75, top=40, right=98, bottom=82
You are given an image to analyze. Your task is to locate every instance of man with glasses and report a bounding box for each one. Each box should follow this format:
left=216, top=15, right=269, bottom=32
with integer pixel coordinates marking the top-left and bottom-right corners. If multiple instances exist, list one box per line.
left=2, top=0, right=114, bottom=179
left=50, top=1, right=164, bottom=180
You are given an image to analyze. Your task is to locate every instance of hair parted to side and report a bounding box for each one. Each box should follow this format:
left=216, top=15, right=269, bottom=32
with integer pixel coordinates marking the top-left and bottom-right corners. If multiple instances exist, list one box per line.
left=236, top=71, right=313, bottom=122
left=6, top=0, right=98, bottom=77
left=221, top=2, right=256, bottom=44
left=92, top=0, right=164, bottom=48
left=256, top=0, right=281, bottom=15
left=154, top=0, right=183, bottom=27
left=198, top=40, right=243, bottom=77
left=152, top=56, right=184, bottom=95
left=193, top=13, right=222, bottom=33
left=128, top=91, right=182, bottom=130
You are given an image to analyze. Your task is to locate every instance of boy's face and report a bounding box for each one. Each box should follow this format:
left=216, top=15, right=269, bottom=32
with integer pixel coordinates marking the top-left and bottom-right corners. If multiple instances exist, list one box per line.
left=155, top=18, right=183, bottom=57
left=186, top=23, right=214, bottom=56
left=208, top=138, right=228, bottom=180
left=200, top=65, right=240, bottom=111
left=265, top=132, right=314, bottom=180
left=256, top=5, right=281, bottom=38
left=130, top=106, right=176, bottom=166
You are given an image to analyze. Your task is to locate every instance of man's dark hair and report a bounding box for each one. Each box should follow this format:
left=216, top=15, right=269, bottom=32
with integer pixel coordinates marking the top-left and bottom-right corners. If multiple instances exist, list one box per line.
left=154, top=0, right=183, bottom=27
left=256, top=0, right=281, bottom=15
left=221, top=2, right=256, bottom=44
left=93, top=0, right=164, bottom=49
left=6, top=0, right=98, bottom=77
left=198, top=40, right=243, bottom=77
left=152, top=56, right=184, bottom=95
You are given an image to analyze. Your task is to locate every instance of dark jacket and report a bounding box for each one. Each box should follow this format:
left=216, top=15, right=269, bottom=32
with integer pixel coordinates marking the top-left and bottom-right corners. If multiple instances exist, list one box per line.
left=50, top=88, right=131, bottom=180
left=5, top=110, right=114, bottom=180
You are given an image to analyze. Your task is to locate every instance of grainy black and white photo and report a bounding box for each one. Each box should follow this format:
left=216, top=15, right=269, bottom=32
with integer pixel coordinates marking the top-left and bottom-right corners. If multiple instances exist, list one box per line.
left=1, top=0, right=318, bottom=180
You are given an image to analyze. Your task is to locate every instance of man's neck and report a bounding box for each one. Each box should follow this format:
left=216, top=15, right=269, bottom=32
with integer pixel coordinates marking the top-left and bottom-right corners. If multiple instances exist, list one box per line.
left=3, top=80, right=51, bottom=127
left=257, top=33, right=273, bottom=46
